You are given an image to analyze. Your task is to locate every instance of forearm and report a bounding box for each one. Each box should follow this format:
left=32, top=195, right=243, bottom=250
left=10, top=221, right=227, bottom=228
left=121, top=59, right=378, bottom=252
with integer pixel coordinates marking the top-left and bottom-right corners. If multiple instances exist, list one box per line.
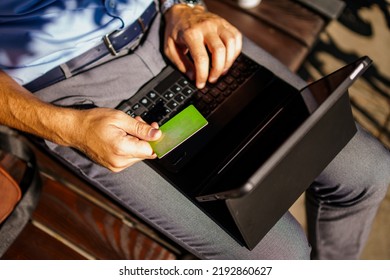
left=0, top=70, right=80, bottom=146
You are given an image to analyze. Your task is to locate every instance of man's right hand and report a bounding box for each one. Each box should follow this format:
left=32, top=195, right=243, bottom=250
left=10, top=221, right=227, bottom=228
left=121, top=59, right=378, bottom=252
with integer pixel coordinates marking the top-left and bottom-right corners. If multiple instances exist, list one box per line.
left=0, top=70, right=161, bottom=173
left=74, top=108, right=162, bottom=172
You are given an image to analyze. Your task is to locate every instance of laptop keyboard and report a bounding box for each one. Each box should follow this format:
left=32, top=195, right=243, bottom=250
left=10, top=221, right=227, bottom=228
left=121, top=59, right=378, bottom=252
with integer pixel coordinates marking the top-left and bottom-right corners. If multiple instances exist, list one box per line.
left=119, top=54, right=261, bottom=126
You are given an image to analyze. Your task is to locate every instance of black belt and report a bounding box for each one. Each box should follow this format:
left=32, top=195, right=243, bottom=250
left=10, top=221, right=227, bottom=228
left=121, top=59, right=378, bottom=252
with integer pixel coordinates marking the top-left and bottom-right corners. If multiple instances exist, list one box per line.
left=24, top=2, right=157, bottom=93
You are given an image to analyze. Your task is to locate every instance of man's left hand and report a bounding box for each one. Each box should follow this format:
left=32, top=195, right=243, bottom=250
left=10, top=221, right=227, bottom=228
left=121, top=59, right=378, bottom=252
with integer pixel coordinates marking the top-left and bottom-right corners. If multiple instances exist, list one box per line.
left=163, top=4, right=242, bottom=89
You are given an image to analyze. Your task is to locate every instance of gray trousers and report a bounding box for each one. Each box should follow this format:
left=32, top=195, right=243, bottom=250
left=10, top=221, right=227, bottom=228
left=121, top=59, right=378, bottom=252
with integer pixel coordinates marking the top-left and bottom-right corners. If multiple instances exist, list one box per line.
left=35, top=15, right=390, bottom=259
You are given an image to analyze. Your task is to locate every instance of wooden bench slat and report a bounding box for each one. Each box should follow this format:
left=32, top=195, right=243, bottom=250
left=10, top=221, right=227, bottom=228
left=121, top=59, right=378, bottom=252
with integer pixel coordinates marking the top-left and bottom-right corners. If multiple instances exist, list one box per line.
left=30, top=143, right=182, bottom=256
left=205, top=0, right=325, bottom=71
left=218, top=0, right=325, bottom=47
left=1, top=223, right=86, bottom=260
left=32, top=177, right=176, bottom=260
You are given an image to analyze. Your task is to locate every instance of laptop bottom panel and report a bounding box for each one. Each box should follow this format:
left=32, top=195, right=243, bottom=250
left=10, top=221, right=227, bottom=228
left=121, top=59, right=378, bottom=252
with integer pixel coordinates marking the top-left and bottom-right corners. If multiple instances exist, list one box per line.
left=226, top=92, right=357, bottom=250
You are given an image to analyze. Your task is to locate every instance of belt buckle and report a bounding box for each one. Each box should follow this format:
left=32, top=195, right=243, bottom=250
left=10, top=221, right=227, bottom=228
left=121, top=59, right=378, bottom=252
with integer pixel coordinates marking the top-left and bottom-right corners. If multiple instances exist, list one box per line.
left=103, top=13, right=149, bottom=56
left=103, top=30, right=120, bottom=56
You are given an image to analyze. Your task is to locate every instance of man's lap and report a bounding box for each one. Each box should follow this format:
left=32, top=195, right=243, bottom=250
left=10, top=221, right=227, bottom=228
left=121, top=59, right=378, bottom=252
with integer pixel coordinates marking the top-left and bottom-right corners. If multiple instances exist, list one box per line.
left=42, top=138, right=310, bottom=259
left=40, top=117, right=389, bottom=259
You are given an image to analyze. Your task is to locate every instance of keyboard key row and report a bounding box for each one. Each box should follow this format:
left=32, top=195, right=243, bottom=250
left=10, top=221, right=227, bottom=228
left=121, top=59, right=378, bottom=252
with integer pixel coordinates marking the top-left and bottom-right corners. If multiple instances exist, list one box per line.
left=124, top=54, right=261, bottom=125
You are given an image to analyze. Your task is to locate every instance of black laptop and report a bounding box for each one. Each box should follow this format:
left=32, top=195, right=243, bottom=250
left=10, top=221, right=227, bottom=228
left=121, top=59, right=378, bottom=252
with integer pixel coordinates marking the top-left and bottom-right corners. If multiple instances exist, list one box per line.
left=117, top=52, right=372, bottom=249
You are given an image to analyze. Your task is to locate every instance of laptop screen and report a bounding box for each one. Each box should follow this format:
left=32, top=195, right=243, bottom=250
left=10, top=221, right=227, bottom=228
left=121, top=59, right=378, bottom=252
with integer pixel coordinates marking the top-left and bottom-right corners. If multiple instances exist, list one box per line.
left=195, top=56, right=372, bottom=200
left=301, top=56, right=371, bottom=114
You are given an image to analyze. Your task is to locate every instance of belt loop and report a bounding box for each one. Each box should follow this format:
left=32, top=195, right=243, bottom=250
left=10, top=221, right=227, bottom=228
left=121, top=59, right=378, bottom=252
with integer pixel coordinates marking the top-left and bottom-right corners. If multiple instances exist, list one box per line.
left=137, top=18, right=146, bottom=33
left=60, top=64, right=72, bottom=79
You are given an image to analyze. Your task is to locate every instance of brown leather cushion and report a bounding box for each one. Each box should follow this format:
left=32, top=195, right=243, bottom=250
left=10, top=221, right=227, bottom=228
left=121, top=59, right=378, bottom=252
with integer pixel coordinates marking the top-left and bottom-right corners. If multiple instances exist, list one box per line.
left=0, top=165, right=21, bottom=224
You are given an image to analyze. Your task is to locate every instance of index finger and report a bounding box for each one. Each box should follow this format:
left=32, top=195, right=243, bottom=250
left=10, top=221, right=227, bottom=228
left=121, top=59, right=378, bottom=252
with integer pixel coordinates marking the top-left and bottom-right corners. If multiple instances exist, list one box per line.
left=184, top=32, right=210, bottom=89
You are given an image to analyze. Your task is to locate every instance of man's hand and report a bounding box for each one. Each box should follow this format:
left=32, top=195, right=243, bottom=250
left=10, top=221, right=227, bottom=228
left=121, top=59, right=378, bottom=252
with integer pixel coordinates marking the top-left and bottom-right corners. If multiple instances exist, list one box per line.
left=163, top=4, right=242, bottom=89
left=75, top=108, right=162, bottom=172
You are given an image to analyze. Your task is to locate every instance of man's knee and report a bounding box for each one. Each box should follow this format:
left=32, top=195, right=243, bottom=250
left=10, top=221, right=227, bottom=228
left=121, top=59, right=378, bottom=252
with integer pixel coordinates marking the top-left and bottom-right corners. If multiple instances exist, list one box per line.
left=313, top=125, right=390, bottom=200
left=252, top=212, right=311, bottom=260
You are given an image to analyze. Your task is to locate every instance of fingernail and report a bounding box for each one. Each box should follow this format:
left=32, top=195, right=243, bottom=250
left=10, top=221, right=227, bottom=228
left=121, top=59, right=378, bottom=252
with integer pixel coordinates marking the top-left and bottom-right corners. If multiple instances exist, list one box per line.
left=197, top=82, right=205, bottom=89
left=149, top=128, right=161, bottom=139
left=209, top=76, right=217, bottom=83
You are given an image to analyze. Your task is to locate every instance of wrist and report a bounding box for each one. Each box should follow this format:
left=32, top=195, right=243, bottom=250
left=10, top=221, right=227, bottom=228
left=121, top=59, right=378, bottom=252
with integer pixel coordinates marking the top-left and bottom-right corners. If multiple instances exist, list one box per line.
left=52, top=108, right=84, bottom=147
left=163, top=3, right=205, bottom=22
left=31, top=104, right=82, bottom=148
left=160, top=0, right=205, bottom=14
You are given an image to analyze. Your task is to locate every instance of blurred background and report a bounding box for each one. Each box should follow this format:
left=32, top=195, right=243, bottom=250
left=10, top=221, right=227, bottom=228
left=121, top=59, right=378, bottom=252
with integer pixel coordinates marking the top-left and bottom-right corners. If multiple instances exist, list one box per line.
left=291, top=0, right=390, bottom=259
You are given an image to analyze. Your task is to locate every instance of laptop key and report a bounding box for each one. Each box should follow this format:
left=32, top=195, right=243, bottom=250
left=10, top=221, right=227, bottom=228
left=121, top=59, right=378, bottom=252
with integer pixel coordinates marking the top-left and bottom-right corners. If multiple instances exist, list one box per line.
left=202, top=95, right=213, bottom=104
left=216, top=95, right=225, bottom=103
left=223, top=89, right=233, bottom=97
left=132, top=103, right=141, bottom=110
left=174, top=94, right=186, bottom=102
left=200, top=86, right=209, bottom=95
left=140, top=97, right=152, bottom=108
left=141, top=101, right=167, bottom=124
left=182, top=87, right=194, bottom=96
left=167, top=100, right=179, bottom=110
left=171, top=85, right=182, bottom=93
left=224, top=75, right=234, bottom=84
left=154, top=70, right=183, bottom=94
left=178, top=78, right=190, bottom=87
left=163, top=91, right=175, bottom=100
left=126, top=110, right=136, bottom=118
left=217, top=81, right=227, bottom=91
left=209, top=88, right=221, bottom=98
left=147, top=91, right=158, bottom=100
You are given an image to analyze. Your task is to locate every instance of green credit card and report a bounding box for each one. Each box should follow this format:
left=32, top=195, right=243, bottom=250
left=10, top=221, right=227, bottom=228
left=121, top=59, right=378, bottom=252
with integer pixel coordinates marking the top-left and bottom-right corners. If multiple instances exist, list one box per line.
left=149, top=105, right=208, bottom=159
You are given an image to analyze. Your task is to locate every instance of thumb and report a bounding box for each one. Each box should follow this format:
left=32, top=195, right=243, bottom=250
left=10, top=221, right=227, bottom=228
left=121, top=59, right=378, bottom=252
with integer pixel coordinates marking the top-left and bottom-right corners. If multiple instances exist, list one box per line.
left=125, top=117, right=162, bottom=141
